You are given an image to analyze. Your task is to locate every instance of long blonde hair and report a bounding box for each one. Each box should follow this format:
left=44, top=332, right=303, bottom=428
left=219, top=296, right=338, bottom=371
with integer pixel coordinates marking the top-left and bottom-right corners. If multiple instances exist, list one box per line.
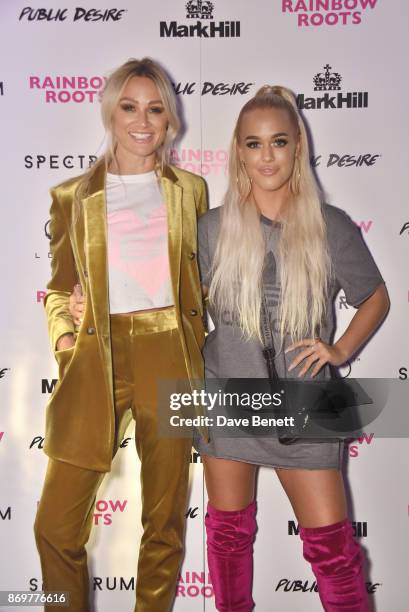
left=209, top=85, right=332, bottom=342
left=74, top=57, right=180, bottom=216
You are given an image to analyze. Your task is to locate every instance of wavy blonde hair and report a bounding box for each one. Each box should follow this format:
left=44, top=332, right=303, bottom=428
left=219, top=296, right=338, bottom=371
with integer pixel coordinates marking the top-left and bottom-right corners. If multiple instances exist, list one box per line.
left=209, top=85, right=332, bottom=342
left=74, top=57, right=180, bottom=217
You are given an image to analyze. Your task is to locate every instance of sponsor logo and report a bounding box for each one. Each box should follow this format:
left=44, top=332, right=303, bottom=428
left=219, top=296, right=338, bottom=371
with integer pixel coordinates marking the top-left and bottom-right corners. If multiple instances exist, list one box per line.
left=30, top=436, right=45, bottom=449
left=37, top=291, right=46, bottom=302
left=93, top=499, right=128, bottom=526
left=31, top=432, right=136, bottom=450
left=185, top=506, right=199, bottom=519
left=353, top=521, right=368, bottom=537
left=346, top=432, right=374, bottom=458
left=176, top=571, right=213, bottom=598
left=31, top=577, right=137, bottom=591
left=275, top=578, right=379, bottom=593
left=281, top=0, right=378, bottom=27
left=171, top=148, right=228, bottom=176
left=312, top=153, right=380, bottom=167
left=44, top=220, right=51, bottom=240
left=35, top=221, right=52, bottom=259
left=173, top=81, right=253, bottom=96
left=19, top=7, right=127, bottom=22
left=288, top=520, right=367, bottom=537
left=297, top=64, right=368, bottom=110
left=29, top=579, right=44, bottom=591
left=399, top=222, right=409, bottom=236
left=275, top=578, right=319, bottom=592
left=25, top=154, right=97, bottom=169
left=0, top=506, right=11, bottom=520
left=366, top=582, right=381, bottom=594
left=29, top=76, right=105, bottom=103
left=92, top=577, right=135, bottom=591
left=0, top=432, right=4, bottom=442
left=160, top=0, right=241, bottom=38
left=356, top=220, right=373, bottom=233
left=42, top=379, right=57, bottom=394
left=399, top=367, right=407, bottom=380
left=338, top=291, right=349, bottom=309
left=0, top=368, right=10, bottom=379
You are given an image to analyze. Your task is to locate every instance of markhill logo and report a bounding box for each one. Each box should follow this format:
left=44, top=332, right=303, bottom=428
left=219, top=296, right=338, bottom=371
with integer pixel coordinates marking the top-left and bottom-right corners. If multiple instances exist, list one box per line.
left=160, top=0, right=241, bottom=38
left=297, top=64, right=368, bottom=110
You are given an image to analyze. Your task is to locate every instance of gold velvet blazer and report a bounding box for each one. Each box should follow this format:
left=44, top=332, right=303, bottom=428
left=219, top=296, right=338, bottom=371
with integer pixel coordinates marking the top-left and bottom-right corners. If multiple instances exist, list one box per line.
left=44, top=162, right=208, bottom=472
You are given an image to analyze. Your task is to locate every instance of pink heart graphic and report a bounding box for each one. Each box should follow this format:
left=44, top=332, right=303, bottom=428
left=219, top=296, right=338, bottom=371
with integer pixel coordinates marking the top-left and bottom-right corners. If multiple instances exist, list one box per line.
left=107, top=203, right=170, bottom=298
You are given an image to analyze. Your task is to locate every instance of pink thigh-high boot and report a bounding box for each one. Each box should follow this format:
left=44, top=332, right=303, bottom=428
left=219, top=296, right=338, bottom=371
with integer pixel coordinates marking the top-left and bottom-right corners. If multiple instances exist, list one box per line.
left=205, top=500, right=257, bottom=612
left=300, top=518, right=369, bottom=611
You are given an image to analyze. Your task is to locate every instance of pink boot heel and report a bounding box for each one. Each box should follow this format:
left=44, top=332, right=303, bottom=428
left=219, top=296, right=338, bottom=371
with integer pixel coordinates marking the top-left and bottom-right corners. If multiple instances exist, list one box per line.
left=205, top=500, right=257, bottom=612
left=300, top=518, right=369, bottom=611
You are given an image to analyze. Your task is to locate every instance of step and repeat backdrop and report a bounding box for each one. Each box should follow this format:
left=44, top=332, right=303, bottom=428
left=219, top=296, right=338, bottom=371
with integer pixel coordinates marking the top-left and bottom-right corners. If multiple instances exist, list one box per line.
left=0, top=0, right=408, bottom=610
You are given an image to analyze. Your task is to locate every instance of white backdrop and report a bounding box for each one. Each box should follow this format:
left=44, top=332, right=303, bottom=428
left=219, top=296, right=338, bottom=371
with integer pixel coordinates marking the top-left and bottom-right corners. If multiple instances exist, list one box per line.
left=0, top=0, right=408, bottom=610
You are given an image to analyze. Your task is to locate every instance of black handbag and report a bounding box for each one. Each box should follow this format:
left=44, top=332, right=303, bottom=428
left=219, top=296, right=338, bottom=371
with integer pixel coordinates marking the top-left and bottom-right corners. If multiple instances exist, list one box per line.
left=259, top=295, right=371, bottom=443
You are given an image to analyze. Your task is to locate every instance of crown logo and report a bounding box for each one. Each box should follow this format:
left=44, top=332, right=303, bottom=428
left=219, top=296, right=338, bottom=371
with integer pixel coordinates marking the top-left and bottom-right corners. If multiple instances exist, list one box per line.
left=313, top=64, right=342, bottom=91
left=186, top=0, right=214, bottom=19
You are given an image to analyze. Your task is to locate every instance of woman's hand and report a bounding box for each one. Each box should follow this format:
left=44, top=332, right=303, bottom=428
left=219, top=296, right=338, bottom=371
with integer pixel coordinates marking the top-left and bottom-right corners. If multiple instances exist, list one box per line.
left=286, top=339, right=347, bottom=378
left=69, top=283, right=86, bottom=326
left=285, top=285, right=389, bottom=378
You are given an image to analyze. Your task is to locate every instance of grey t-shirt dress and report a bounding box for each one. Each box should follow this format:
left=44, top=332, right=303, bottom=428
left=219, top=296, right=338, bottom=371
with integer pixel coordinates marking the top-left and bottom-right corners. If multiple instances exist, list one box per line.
left=194, top=204, right=384, bottom=470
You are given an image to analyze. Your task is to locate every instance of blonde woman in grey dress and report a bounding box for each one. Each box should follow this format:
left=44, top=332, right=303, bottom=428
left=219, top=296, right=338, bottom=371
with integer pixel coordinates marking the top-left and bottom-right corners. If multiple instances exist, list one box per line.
left=195, top=86, right=389, bottom=611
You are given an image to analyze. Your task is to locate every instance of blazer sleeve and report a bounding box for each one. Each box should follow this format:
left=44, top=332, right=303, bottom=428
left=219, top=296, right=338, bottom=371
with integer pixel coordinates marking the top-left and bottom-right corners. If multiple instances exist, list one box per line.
left=44, top=188, right=77, bottom=350
left=195, top=177, right=208, bottom=218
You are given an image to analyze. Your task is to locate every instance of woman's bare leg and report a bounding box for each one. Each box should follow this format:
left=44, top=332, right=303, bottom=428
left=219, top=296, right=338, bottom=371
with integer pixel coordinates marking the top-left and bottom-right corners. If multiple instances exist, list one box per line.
left=275, top=468, right=347, bottom=526
left=203, top=455, right=257, bottom=509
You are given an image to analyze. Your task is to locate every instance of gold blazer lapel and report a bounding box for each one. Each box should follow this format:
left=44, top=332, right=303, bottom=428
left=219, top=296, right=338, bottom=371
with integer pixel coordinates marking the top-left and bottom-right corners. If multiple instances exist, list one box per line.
left=82, top=162, right=110, bottom=341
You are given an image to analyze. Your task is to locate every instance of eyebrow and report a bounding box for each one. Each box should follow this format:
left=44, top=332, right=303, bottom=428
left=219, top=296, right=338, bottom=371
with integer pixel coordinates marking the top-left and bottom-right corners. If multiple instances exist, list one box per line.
left=245, top=132, right=289, bottom=140
left=119, top=97, right=164, bottom=105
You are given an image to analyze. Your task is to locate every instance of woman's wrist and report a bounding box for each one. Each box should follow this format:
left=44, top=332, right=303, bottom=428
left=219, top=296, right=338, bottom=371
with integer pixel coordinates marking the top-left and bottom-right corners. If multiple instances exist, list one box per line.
left=331, top=341, right=350, bottom=365
left=56, top=332, right=75, bottom=351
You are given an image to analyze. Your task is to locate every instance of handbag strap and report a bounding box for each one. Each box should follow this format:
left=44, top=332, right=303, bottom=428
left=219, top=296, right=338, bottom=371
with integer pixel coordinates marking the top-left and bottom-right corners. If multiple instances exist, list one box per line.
left=260, top=293, right=279, bottom=381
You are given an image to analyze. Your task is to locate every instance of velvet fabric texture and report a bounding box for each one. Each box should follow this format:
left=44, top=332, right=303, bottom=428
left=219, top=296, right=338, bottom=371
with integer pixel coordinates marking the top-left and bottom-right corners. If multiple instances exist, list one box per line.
left=205, top=501, right=257, bottom=612
left=35, top=310, right=192, bottom=611
left=300, top=519, right=369, bottom=611
left=43, top=162, right=208, bottom=471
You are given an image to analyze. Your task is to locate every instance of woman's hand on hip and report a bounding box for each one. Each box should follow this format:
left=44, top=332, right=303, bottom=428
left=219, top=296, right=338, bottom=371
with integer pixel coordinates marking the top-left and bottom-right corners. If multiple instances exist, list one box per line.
left=285, top=339, right=347, bottom=378
left=69, top=283, right=86, bottom=326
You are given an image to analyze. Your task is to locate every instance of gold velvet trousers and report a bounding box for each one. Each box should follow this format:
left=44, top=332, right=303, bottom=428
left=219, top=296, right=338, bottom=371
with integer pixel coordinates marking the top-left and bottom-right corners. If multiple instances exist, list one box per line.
left=34, top=307, right=192, bottom=611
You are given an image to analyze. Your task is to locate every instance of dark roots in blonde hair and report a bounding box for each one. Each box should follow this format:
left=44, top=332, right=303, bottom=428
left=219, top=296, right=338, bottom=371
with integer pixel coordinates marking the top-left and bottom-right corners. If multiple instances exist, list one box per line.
left=237, top=85, right=300, bottom=138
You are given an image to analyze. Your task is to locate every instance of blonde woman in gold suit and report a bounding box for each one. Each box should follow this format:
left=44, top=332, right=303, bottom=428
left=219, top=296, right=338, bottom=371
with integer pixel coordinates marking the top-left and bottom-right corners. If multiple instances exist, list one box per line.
left=34, top=58, right=208, bottom=612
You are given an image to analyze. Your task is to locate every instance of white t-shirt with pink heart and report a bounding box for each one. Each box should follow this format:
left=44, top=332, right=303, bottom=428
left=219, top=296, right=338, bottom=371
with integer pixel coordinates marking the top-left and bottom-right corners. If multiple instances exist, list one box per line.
left=106, top=170, right=174, bottom=314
